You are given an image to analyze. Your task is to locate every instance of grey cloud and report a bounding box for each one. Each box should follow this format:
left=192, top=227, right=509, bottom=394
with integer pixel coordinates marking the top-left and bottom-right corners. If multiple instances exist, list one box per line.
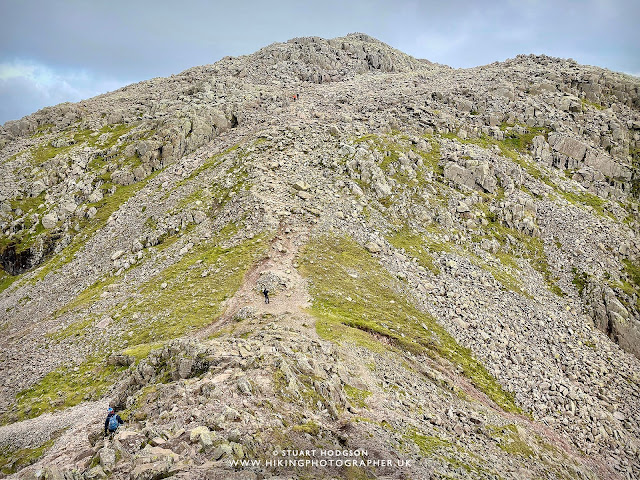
left=0, top=0, right=638, bottom=123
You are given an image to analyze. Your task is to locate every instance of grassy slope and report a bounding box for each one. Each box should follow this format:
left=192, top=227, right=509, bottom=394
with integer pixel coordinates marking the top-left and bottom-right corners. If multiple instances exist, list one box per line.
left=299, top=235, right=521, bottom=414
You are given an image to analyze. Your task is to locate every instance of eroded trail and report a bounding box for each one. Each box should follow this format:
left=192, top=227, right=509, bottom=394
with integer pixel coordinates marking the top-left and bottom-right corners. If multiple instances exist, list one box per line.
left=194, top=226, right=311, bottom=340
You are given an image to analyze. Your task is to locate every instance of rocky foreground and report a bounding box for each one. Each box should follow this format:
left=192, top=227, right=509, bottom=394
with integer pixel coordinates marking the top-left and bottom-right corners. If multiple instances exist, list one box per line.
left=0, top=33, right=639, bottom=479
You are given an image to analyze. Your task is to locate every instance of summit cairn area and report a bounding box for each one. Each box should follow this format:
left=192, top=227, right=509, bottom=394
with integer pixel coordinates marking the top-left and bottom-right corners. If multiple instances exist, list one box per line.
left=0, top=34, right=639, bottom=479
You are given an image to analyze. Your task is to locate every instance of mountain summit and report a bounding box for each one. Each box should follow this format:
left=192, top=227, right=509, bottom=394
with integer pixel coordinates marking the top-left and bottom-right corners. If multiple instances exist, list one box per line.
left=0, top=34, right=639, bottom=479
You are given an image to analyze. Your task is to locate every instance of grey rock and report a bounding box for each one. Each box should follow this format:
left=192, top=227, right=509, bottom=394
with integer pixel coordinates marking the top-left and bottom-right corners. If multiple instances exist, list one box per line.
left=98, top=447, right=116, bottom=472
left=41, top=212, right=58, bottom=229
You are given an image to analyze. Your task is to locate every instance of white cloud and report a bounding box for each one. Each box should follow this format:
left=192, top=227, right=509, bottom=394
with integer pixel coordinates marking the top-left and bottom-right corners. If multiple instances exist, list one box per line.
left=0, top=60, right=129, bottom=124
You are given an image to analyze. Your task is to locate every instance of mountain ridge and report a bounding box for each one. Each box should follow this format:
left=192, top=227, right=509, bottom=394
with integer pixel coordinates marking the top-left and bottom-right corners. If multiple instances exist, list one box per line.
left=0, top=34, right=639, bottom=479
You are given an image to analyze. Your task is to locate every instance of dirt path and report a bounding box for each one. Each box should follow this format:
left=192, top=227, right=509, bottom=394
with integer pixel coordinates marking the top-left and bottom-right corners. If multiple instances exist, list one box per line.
left=194, top=226, right=311, bottom=339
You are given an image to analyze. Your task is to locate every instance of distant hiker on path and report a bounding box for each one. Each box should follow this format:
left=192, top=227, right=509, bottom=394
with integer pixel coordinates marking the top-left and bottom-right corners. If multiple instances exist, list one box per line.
left=263, top=288, right=270, bottom=304
left=104, top=407, right=123, bottom=436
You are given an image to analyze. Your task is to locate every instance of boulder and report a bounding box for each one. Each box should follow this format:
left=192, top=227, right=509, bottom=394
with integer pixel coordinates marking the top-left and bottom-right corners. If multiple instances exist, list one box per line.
left=30, top=181, right=47, bottom=197
left=107, top=354, right=134, bottom=366
left=111, top=250, right=126, bottom=261
left=60, top=200, right=77, bottom=216
left=293, top=180, right=311, bottom=191
left=365, top=242, right=381, bottom=253
left=444, top=161, right=496, bottom=193
left=548, top=133, right=587, bottom=162
left=86, top=207, right=98, bottom=219
left=211, top=443, right=233, bottom=460
left=84, top=466, right=107, bottom=479
left=98, top=447, right=116, bottom=472
left=111, top=169, right=135, bottom=186
left=584, top=151, right=632, bottom=181
left=189, top=425, right=211, bottom=443
left=531, top=135, right=552, bottom=165
left=41, top=212, right=58, bottom=229
left=88, top=189, right=104, bottom=203
left=115, top=430, right=146, bottom=455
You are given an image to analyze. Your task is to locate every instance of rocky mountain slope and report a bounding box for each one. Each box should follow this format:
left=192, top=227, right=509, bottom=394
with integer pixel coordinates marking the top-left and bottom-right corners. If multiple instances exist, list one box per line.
left=0, top=33, right=639, bottom=479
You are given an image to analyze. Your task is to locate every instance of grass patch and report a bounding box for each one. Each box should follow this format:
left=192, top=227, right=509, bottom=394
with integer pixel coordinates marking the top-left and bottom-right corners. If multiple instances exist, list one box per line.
left=30, top=142, right=74, bottom=166
left=404, top=428, right=450, bottom=456
left=45, top=317, right=93, bottom=341
left=31, top=123, right=55, bottom=137
left=470, top=254, right=529, bottom=297
left=622, top=259, right=640, bottom=290
left=0, top=193, right=48, bottom=255
left=54, top=275, right=119, bottom=317
left=0, top=438, right=55, bottom=475
left=572, top=268, right=589, bottom=295
left=478, top=213, right=563, bottom=296
left=353, top=132, right=443, bottom=180
left=581, top=99, right=605, bottom=110
left=117, top=226, right=269, bottom=345
left=73, top=123, right=135, bottom=150
left=292, top=421, right=321, bottom=436
left=620, top=259, right=640, bottom=310
left=122, top=342, right=164, bottom=361
left=501, top=126, right=550, bottom=154
left=387, top=227, right=440, bottom=275
left=488, top=424, right=535, bottom=457
left=10, top=192, right=46, bottom=216
left=0, top=270, right=20, bottom=294
left=299, top=235, right=521, bottom=413
left=557, top=189, right=607, bottom=217
left=2, top=357, right=127, bottom=424
left=395, top=220, right=528, bottom=296
left=343, top=384, right=372, bottom=409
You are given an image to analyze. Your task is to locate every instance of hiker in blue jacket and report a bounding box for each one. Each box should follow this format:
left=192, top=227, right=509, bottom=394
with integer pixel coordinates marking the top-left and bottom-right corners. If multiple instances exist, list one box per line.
left=104, top=407, right=123, bottom=436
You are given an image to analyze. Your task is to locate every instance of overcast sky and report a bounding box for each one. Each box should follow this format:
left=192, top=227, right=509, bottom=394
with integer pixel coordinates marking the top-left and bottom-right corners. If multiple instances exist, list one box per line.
left=1, top=0, right=638, bottom=125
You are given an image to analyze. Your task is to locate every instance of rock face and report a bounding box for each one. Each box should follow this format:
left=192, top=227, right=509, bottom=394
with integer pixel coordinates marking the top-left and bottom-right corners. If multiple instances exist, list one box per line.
left=0, top=34, right=639, bottom=480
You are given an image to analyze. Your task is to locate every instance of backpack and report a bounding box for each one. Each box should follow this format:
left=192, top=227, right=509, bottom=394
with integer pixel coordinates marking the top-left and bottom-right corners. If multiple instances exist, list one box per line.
left=108, top=414, right=120, bottom=432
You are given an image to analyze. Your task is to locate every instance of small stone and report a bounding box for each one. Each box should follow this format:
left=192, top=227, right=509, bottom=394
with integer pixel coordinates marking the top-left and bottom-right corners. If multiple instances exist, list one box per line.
left=365, top=242, right=381, bottom=253
left=189, top=425, right=210, bottom=443
left=84, top=466, right=107, bottom=479
left=111, top=250, right=125, bottom=261
left=150, top=437, right=166, bottom=447
left=237, top=377, right=252, bottom=395
left=211, top=443, right=233, bottom=460
left=293, top=180, right=311, bottom=191
left=224, top=406, right=240, bottom=421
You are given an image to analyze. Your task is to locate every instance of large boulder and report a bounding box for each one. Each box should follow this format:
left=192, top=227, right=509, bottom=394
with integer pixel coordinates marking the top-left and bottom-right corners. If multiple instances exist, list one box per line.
left=444, top=161, right=497, bottom=193
left=531, top=135, right=553, bottom=166
left=548, top=133, right=587, bottom=162
left=584, top=151, right=632, bottom=181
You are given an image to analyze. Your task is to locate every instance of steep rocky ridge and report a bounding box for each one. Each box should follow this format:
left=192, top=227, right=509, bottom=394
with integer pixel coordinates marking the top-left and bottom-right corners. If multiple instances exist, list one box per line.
left=0, top=33, right=639, bottom=479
